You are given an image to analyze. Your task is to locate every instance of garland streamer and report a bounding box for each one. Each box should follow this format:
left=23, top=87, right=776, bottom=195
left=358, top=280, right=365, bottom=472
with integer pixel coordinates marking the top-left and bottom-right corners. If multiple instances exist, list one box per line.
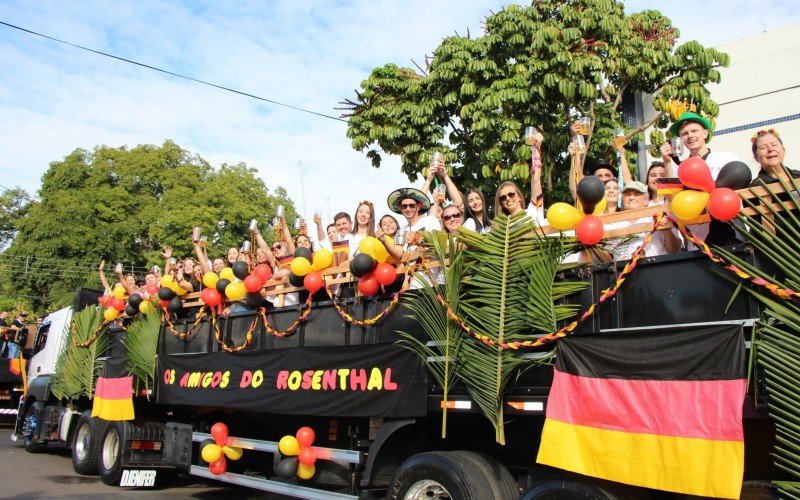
left=259, top=295, right=314, bottom=337
left=435, top=214, right=666, bottom=350
left=211, top=311, right=258, bottom=353
left=163, top=305, right=208, bottom=339
left=323, top=262, right=421, bottom=327
left=674, top=219, right=798, bottom=299
left=73, top=319, right=115, bottom=348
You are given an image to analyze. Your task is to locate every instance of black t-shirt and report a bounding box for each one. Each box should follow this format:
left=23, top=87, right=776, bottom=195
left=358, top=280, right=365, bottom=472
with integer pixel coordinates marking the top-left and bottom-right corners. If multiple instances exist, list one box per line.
left=0, top=318, right=7, bottom=341
left=11, top=319, right=26, bottom=345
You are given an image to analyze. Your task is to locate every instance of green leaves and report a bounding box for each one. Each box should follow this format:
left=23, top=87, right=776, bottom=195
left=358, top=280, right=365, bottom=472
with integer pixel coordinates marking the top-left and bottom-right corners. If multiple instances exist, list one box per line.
left=123, top=310, right=162, bottom=394
left=51, top=306, right=110, bottom=401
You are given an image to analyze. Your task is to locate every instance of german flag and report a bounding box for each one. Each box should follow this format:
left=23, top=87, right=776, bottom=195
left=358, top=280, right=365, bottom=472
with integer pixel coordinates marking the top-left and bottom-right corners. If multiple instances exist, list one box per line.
left=537, top=324, right=746, bottom=499
left=9, top=357, right=25, bottom=376
left=277, top=255, right=293, bottom=270
left=332, top=239, right=349, bottom=265
left=92, top=338, right=134, bottom=421
left=656, top=177, right=684, bottom=196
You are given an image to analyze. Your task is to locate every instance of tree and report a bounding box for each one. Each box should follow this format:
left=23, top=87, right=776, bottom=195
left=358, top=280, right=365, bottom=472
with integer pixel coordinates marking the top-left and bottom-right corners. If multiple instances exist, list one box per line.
left=341, top=0, right=729, bottom=203
left=0, top=187, right=31, bottom=250
left=1, top=141, right=297, bottom=310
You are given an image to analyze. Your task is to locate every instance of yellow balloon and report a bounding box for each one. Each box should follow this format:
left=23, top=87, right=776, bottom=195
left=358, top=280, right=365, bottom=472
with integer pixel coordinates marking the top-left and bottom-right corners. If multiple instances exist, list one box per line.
left=113, top=285, right=126, bottom=299
left=203, top=272, right=220, bottom=288
left=358, top=237, right=380, bottom=259
left=160, top=275, right=175, bottom=288
left=220, top=267, right=235, bottom=282
left=311, top=249, right=333, bottom=271
left=103, top=307, right=119, bottom=322
left=592, top=197, right=608, bottom=215
left=546, top=202, right=584, bottom=230
left=671, top=190, right=710, bottom=221
left=297, top=463, right=315, bottom=480
left=225, top=281, right=246, bottom=300
left=373, top=241, right=389, bottom=263
left=290, top=257, right=312, bottom=277
left=138, top=301, right=154, bottom=314
left=201, top=443, right=222, bottom=463
left=278, top=435, right=300, bottom=456
left=223, top=445, right=243, bottom=461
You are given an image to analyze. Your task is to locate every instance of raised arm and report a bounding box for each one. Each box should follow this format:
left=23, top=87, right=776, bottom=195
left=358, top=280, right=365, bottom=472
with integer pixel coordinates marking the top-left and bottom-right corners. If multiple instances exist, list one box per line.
left=659, top=141, right=676, bottom=177
left=439, top=167, right=463, bottom=208
left=281, top=218, right=295, bottom=255
left=253, top=226, right=277, bottom=268
left=568, top=120, right=583, bottom=202
left=192, top=242, right=211, bottom=274
left=98, top=260, right=111, bottom=292
left=313, top=213, right=326, bottom=243
left=614, top=141, right=633, bottom=186
left=421, top=162, right=438, bottom=195
left=530, top=135, right=544, bottom=206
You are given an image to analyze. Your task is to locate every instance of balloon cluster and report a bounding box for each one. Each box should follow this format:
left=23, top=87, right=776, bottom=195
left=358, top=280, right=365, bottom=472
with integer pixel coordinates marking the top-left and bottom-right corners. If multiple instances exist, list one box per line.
left=200, top=422, right=243, bottom=476
left=200, top=262, right=274, bottom=310
left=347, top=237, right=396, bottom=296
left=288, top=248, right=333, bottom=294
left=275, top=426, right=317, bottom=480
left=671, top=159, right=751, bottom=222
left=547, top=176, right=608, bottom=245
left=98, top=283, right=157, bottom=321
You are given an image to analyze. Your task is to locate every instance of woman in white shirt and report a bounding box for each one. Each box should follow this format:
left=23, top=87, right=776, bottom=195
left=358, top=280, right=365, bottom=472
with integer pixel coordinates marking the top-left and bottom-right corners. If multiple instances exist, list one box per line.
left=462, top=188, right=492, bottom=234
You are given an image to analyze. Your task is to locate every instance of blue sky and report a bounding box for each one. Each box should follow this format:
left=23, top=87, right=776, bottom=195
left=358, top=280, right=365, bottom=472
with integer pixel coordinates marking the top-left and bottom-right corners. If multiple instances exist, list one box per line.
left=1, top=1, right=798, bottom=227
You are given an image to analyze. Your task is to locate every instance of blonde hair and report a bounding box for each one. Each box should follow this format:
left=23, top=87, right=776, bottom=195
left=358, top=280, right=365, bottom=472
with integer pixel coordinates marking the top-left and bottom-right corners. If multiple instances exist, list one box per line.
left=494, top=181, right=525, bottom=216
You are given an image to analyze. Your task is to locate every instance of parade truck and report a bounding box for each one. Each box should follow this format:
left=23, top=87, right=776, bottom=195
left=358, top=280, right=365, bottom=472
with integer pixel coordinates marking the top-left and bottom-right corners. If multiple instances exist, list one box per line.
left=12, top=182, right=800, bottom=499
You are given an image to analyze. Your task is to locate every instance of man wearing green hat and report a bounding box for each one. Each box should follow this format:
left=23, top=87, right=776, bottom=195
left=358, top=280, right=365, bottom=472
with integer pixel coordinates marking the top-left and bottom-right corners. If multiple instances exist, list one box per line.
left=660, top=112, right=744, bottom=247
left=660, top=112, right=742, bottom=180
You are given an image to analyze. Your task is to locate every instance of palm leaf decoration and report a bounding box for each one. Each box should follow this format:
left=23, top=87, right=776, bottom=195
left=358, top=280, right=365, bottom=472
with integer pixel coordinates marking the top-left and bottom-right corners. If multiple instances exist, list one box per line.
left=51, top=306, right=111, bottom=401
left=711, top=173, right=800, bottom=491
left=398, top=231, right=465, bottom=438
left=122, top=310, right=162, bottom=395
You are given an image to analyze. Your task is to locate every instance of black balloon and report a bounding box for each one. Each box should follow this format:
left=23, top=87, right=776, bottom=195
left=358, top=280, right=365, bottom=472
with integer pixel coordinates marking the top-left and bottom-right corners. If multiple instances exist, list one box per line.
left=294, top=247, right=313, bottom=262
left=232, top=261, right=250, bottom=280
left=167, top=296, right=183, bottom=312
left=276, top=457, right=299, bottom=479
left=577, top=176, right=605, bottom=214
left=350, top=253, right=377, bottom=277
left=216, top=278, right=231, bottom=295
left=716, top=161, right=752, bottom=190
left=127, top=293, right=143, bottom=308
left=124, top=304, right=138, bottom=317
left=288, top=272, right=305, bottom=287
left=245, top=291, right=263, bottom=308
left=157, top=286, right=176, bottom=301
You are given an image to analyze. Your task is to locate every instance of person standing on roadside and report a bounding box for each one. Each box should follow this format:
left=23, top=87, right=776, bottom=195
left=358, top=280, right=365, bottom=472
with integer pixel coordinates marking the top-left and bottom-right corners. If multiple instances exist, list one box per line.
left=7, top=312, right=27, bottom=359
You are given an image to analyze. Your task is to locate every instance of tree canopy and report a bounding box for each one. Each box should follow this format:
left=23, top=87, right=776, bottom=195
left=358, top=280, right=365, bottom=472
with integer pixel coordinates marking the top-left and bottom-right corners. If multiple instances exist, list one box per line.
left=1, top=141, right=297, bottom=310
left=342, top=0, right=729, bottom=201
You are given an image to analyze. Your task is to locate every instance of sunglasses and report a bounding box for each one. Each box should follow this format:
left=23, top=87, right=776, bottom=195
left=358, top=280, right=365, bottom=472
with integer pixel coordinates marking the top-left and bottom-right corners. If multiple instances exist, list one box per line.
left=272, top=244, right=284, bottom=251
left=400, top=202, right=418, bottom=209
left=499, top=191, right=517, bottom=203
left=442, top=212, right=463, bottom=222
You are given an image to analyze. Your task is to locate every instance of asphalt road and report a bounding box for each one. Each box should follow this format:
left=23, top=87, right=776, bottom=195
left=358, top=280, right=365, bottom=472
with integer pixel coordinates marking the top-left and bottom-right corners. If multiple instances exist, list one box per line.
left=0, top=422, right=285, bottom=499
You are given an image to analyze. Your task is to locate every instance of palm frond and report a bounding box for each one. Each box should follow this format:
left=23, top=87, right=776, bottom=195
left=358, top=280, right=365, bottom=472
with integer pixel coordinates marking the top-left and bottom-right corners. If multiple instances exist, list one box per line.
left=122, top=310, right=162, bottom=394
left=51, top=306, right=111, bottom=401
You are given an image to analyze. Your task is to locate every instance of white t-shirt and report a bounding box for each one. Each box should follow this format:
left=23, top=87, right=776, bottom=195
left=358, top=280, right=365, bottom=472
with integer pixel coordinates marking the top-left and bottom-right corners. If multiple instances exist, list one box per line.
left=347, top=232, right=367, bottom=260
left=462, top=217, right=491, bottom=234
left=606, top=216, right=677, bottom=261
left=402, top=216, right=443, bottom=289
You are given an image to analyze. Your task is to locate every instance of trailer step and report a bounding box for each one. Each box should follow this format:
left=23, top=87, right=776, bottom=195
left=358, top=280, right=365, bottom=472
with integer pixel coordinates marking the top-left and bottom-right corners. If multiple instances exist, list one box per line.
left=192, top=432, right=362, bottom=464
left=190, top=465, right=357, bottom=499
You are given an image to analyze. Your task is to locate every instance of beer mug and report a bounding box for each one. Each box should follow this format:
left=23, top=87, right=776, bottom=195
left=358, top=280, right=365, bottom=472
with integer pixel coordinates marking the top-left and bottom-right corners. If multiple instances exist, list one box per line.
left=199, top=236, right=208, bottom=248
left=395, top=230, right=408, bottom=246
left=613, top=127, right=626, bottom=148
left=294, top=218, right=302, bottom=230
left=169, top=258, right=177, bottom=265
left=434, top=184, right=446, bottom=204
left=151, top=265, right=160, bottom=274
left=114, top=262, right=123, bottom=273
left=241, top=240, right=251, bottom=253
left=670, top=137, right=684, bottom=156
left=275, top=205, right=285, bottom=219
left=578, top=116, right=591, bottom=135
left=571, top=134, right=586, bottom=152
left=524, top=126, right=538, bottom=146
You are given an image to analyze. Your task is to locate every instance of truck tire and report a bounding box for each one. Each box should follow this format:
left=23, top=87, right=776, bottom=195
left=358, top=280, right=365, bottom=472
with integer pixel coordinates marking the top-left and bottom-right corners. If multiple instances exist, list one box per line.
left=99, top=421, right=128, bottom=486
left=451, top=450, right=519, bottom=500
left=71, top=411, right=107, bottom=475
left=22, top=401, right=45, bottom=453
left=521, top=472, right=648, bottom=500
left=387, top=451, right=496, bottom=500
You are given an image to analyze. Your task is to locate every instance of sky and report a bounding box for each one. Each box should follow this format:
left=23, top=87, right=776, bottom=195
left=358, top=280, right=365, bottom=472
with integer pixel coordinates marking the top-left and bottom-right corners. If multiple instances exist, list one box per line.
left=1, top=0, right=799, bottom=232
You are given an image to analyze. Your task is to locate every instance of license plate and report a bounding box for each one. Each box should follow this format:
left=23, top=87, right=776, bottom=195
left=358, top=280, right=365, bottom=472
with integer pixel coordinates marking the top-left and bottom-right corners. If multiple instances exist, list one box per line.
left=119, top=469, right=157, bottom=487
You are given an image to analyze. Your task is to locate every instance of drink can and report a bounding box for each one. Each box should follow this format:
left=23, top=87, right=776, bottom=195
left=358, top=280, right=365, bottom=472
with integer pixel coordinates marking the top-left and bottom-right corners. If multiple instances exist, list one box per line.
left=670, top=137, right=684, bottom=156
left=114, top=262, right=123, bottom=273
left=276, top=205, right=285, bottom=219
left=192, top=226, right=201, bottom=241
left=242, top=241, right=251, bottom=253
left=249, top=219, right=258, bottom=232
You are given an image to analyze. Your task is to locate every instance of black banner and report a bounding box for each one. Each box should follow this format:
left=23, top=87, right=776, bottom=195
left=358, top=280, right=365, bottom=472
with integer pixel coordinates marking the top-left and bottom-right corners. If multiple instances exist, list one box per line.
left=156, top=344, right=428, bottom=417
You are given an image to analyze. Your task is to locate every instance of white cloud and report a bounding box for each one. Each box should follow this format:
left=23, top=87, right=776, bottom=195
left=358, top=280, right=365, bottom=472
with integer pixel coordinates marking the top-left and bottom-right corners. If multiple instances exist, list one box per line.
left=1, top=0, right=799, bottom=233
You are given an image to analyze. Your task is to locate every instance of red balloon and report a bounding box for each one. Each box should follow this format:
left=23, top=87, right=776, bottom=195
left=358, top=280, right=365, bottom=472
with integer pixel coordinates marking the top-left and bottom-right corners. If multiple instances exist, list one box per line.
left=303, top=272, right=324, bottom=293
left=98, top=295, right=109, bottom=307
left=244, top=274, right=263, bottom=293
left=201, top=288, right=223, bottom=307
left=373, top=262, right=396, bottom=286
left=358, top=274, right=379, bottom=296
left=298, top=447, right=317, bottom=466
left=576, top=215, right=604, bottom=246
left=708, top=187, right=741, bottom=222
left=209, top=456, right=227, bottom=475
left=678, top=157, right=715, bottom=192
left=111, top=297, right=126, bottom=312
left=145, top=283, right=160, bottom=295
left=160, top=299, right=170, bottom=309
left=210, top=422, right=228, bottom=446
left=254, top=263, right=273, bottom=283
left=296, top=426, right=315, bottom=448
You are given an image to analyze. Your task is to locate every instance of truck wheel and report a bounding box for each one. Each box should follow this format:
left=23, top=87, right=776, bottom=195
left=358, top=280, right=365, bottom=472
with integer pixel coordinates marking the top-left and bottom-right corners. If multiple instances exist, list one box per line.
left=99, top=421, right=128, bottom=486
left=22, top=401, right=45, bottom=453
left=451, top=450, right=519, bottom=500
left=71, top=411, right=108, bottom=475
left=387, top=451, right=496, bottom=500
left=521, top=472, right=648, bottom=500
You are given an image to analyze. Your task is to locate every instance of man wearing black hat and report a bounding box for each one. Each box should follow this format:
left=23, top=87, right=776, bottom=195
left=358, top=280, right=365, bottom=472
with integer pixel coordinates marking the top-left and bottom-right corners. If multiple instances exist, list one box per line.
left=6, top=312, right=27, bottom=359
left=387, top=187, right=442, bottom=288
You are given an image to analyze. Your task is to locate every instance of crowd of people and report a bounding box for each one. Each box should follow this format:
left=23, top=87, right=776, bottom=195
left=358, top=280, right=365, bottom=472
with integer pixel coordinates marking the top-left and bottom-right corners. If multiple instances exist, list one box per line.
left=97, top=114, right=793, bottom=306
left=0, top=310, right=32, bottom=359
